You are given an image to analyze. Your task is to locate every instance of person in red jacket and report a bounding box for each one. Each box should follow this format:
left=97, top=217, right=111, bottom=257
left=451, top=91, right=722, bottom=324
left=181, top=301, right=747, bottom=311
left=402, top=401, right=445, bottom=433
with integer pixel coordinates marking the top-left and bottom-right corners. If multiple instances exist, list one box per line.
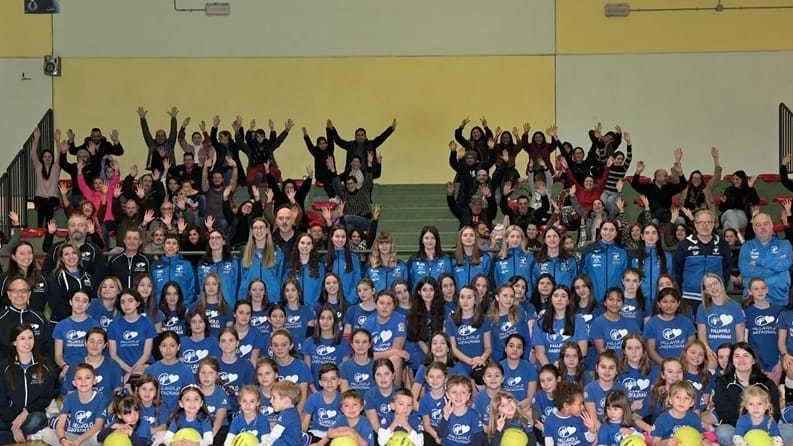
left=562, top=157, right=612, bottom=214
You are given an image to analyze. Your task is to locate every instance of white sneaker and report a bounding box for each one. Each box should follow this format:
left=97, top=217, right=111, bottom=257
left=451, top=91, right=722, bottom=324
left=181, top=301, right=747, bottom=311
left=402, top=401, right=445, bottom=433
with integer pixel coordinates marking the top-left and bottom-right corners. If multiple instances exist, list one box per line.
left=27, top=430, right=43, bottom=441
left=45, top=399, right=60, bottom=417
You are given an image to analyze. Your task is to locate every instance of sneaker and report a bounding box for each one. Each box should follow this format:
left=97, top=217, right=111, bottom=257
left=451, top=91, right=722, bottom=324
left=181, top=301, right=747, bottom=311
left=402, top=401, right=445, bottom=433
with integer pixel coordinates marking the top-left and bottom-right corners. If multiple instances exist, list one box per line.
left=27, top=430, right=43, bottom=441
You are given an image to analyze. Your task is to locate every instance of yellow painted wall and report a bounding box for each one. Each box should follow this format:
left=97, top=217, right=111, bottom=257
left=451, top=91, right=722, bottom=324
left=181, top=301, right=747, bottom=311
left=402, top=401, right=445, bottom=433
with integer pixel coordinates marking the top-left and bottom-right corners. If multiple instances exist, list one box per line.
left=0, top=1, right=51, bottom=57
left=53, top=56, right=555, bottom=184
left=557, top=0, right=793, bottom=54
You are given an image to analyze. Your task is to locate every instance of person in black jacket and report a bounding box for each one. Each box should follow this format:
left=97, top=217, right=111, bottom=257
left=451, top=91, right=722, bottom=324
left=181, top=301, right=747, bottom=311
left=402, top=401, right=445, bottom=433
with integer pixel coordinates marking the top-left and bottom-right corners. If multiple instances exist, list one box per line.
left=45, top=244, right=95, bottom=324
left=329, top=118, right=396, bottom=173
left=106, top=227, right=151, bottom=289
left=718, top=170, right=760, bottom=231
left=304, top=124, right=336, bottom=197
left=137, top=106, right=178, bottom=173
left=630, top=148, right=687, bottom=225
left=244, top=118, right=293, bottom=184
left=0, top=324, right=57, bottom=444
left=43, top=214, right=105, bottom=281
left=0, top=277, right=53, bottom=360
left=447, top=182, right=497, bottom=229
left=67, top=127, right=124, bottom=182
left=455, top=116, right=493, bottom=164
left=710, top=342, right=793, bottom=446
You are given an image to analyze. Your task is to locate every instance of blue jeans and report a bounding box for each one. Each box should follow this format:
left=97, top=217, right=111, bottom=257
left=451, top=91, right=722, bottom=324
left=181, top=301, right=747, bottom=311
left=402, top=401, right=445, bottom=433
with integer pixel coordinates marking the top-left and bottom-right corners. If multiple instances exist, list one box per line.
left=0, top=410, right=48, bottom=444
left=716, top=422, right=793, bottom=446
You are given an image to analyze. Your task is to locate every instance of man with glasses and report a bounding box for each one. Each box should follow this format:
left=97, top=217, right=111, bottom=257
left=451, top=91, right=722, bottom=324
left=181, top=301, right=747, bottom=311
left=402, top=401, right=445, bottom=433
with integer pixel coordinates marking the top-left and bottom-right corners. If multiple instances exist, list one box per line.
left=42, top=214, right=105, bottom=281
left=674, top=209, right=731, bottom=310
left=739, top=212, right=793, bottom=305
left=0, top=277, right=52, bottom=358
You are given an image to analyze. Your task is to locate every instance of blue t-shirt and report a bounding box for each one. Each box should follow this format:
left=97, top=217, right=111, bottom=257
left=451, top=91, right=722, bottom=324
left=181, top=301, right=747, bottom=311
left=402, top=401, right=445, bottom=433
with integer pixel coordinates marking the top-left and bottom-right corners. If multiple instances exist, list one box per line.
left=87, top=299, right=117, bottom=329
left=219, top=356, right=255, bottom=410
left=445, top=314, right=492, bottom=370
left=140, top=404, right=168, bottom=439
left=167, top=413, right=213, bottom=437
left=363, top=312, right=406, bottom=353
left=620, top=297, right=647, bottom=329
left=490, top=311, right=532, bottom=362
left=144, top=360, right=196, bottom=415
left=643, top=315, right=696, bottom=360
left=544, top=410, right=592, bottom=446
left=304, top=391, right=342, bottom=432
left=284, top=304, right=315, bottom=352
left=589, top=315, right=639, bottom=357
left=340, top=358, right=373, bottom=393
left=63, top=357, right=124, bottom=405
left=364, top=386, right=395, bottom=427
left=684, top=371, right=713, bottom=411
left=696, top=300, right=746, bottom=352
left=599, top=422, right=639, bottom=446
left=194, top=302, right=231, bottom=339
left=778, top=309, right=793, bottom=355
left=501, top=359, right=538, bottom=402
left=62, top=391, right=107, bottom=434
left=532, top=391, right=555, bottom=424
left=652, top=410, right=703, bottom=439
left=618, top=364, right=659, bottom=418
left=180, top=336, right=221, bottom=375
left=414, top=362, right=468, bottom=389
left=473, top=390, right=494, bottom=426
left=343, top=304, right=377, bottom=332
left=203, top=384, right=229, bottom=424
left=275, top=356, right=311, bottom=386
left=744, top=303, right=783, bottom=371
left=250, top=308, right=270, bottom=337
left=237, top=327, right=266, bottom=361
left=332, top=416, right=374, bottom=446
left=584, top=381, right=626, bottom=418
left=228, top=411, right=271, bottom=439
left=53, top=317, right=100, bottom=366
left=156, top=309, right=186, bottom=336
left=107, top=314, right=157, bottom=367
left=301, top=337, right=351, bottom=387
left=735, top=413, right=781, bottom=437
left=272, top=406, right=304, bottom=446
left=440, top=407, right=482, bottom=446
left=259, top=392, right=277, bottom=425
left=418, top=391, right=445, bottom=430
left=532, top=315, right=587, bottom=364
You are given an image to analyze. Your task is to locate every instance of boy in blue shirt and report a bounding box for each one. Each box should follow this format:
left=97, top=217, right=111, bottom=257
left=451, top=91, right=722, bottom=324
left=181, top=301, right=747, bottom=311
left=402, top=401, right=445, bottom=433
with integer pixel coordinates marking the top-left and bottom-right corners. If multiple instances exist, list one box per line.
left=328, top=390, right=374, bottom=446
left=262, top=380, right=308, bottom=446
left=41, top=363, right=106, bottom=446
left=302, top=364, right=342, bottom=441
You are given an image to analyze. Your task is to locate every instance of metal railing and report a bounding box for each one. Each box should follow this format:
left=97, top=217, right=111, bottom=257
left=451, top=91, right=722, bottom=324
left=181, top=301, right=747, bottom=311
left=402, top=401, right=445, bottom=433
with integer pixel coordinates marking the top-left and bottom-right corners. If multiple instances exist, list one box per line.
left=0, top=109, right=54, bottom=235
left=782, top=103, right=793, bottom=171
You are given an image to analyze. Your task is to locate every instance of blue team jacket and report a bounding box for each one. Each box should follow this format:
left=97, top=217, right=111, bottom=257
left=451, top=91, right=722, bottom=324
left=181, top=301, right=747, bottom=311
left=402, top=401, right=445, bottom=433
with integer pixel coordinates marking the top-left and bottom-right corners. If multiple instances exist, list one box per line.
left=151, top=254, right=197, bottom=305
left=365, top=260, right=409, bottom=292
left=631, top=246, right=673, bottom=305
left=492, top=248, right=534, bottom=286
left=582, top=241, right=628, bottom=302
left=452, top=253, right=492, bottom=287
left=408, top=255, right=453, bottom=289
left=239, top=248, right=285, bottom=307
left=197, top=258, right=241, bottom=307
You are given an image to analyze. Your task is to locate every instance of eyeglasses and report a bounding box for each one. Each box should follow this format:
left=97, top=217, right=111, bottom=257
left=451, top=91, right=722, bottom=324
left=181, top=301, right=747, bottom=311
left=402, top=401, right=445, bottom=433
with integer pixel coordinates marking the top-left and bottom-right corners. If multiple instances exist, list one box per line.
left=694, top=220, right=714, bottom=225
left=8, top=289, right=30, bottom=295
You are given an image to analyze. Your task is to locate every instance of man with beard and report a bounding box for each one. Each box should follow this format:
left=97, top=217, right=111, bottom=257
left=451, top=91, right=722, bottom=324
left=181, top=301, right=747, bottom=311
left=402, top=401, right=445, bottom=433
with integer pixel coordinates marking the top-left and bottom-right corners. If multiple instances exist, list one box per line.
left=43, top=214, right=105, bottom=280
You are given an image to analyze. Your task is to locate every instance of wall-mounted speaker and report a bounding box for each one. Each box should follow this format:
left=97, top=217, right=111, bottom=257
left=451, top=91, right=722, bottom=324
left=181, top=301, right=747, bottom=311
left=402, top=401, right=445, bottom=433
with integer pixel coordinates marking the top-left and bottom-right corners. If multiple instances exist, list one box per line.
left=43, top=55, right=61, bottom=77
left=24, top=0, right=59, bottom=14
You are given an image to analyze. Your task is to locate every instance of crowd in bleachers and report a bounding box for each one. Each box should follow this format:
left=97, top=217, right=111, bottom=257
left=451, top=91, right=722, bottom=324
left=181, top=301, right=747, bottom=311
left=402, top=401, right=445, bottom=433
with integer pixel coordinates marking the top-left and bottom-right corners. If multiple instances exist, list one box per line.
left=2, top=109, right=793, bottom=446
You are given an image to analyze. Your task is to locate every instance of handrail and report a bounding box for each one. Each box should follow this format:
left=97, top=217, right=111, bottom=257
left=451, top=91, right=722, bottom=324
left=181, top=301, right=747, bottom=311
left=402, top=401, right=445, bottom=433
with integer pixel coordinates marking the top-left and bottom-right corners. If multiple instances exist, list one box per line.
left=0, top=109, right=54, bottom=235
left=781, top=103, right=793, bottom=171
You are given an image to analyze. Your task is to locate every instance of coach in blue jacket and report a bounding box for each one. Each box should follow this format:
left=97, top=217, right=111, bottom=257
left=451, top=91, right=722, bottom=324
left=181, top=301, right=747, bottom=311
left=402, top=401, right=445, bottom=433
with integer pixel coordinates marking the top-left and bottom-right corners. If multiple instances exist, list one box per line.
left=739, top=212, right=793, bottom=305
left=151, top=234, right=196, bottom=304
left=674, top=209, right=730, bottom=307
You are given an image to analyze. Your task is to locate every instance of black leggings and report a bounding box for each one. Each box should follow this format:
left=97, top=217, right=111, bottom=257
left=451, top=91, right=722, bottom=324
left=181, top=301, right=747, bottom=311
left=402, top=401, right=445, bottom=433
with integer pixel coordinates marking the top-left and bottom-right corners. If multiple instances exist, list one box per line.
left=34, top=196, right=60, bottom=228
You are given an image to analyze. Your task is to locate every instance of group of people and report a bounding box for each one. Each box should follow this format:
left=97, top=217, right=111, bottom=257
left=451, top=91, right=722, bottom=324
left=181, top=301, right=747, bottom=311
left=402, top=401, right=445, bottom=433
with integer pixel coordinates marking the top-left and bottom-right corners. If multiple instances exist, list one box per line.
left=2, top=113, right=793, bottom=446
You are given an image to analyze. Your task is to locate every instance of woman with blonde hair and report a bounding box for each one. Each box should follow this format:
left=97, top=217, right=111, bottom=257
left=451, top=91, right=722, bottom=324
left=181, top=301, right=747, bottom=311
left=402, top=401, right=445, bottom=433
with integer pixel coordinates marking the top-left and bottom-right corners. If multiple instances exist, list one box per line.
left=696, top=273, right=745, bottom=368
left=365, top=231, right=408, bottom=293
left=452, top=225, right=491, bottom=287
left=493, top=225, right=533, bottom=287
left=238, top=217, right=284, bottom=304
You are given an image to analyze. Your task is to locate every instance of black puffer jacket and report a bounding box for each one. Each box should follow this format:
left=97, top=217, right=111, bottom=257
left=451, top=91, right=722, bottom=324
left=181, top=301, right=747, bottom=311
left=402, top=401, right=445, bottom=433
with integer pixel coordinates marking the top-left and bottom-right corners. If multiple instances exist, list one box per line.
left=712, top=372, right=781, bottom=425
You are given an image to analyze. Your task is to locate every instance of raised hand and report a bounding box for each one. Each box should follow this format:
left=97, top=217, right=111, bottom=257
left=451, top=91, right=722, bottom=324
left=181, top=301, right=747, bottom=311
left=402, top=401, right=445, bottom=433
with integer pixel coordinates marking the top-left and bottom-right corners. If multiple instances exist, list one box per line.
left=250, top=185, right=260, bottom=201
left=306, top=166, right=314, bottom=178
left=181, top=117, right=191, bottom=128
left=86, top=141, right=98, bottom=155
left=58, top=140, right=69, bottom=154
left=286, top=189, right=297, bottom=203
left=321, top=207, right=333, bottom=223
left=231, top=116, right=242, bottom=131
left=162, top=158, right=171, bottom=173
left=212, top=115, right=220, bottom=127
left=199, top=120, right=207, bottom=132
left=367, top=150, right=375, bottom=167
left=177, top=217, right=187, bottom=234
left=167, top=106, right=179, bottom=118
left=547, top=125, right=558, bottom=137
left=614, top=124, right=622, bottom=134
left=623, top=132, right=631, bottom=144
left=86, top=219, right=95, bottom=234
left=136, top=107, right=147, bottom=118
left=616, top=197, right=625, bottom=212
left=480, top=116, right=487, bottom=127
left=110, top=129, right=120, bottom=144
left=113, top=183, right=123, bottom=199
left=523, top=122, right=531, bottom=133
left=373, top=203, right=382, bottom=220
left=674, top=147, right=683, bottom=163
left=285, top=119, right=295, bottom=130
left=162, top=212, right=173, bottom=227
left=47, top=219, right=57, bottom=234
left=152, top=169, right=161, bottom=182
left=302, top=126, right=308, bottom=136
left=748, top=175, right=758, bottom=188
left=640, top=195, right=649, bottom=209
left=58, top=182, right=69, bottom=197
left=606, top=157, right=615, bottom=168
left=448, top=141, right=457, bottom=151
left=8, top=211, right=19, bottom=227
left=143, top=209, right=155, bottom=225
left=204, top=215, right=215, bottom=231
left=54, top=128, right=62, bottom=143
left=784, top=153, right=792, bottom=166
left=222, top=185, right=233, bottom=200
left=460, top=117, right=470, bottom=127
left=326, top=119, right=334, bottom=129
left=487, top=138, right=496, bottom=150
left=391, top=118, right=397, bottom=130
left=136, top=185, right=145, bottom=199
left=175, top=194, right=186, bottom=210
left=268, top=119, right=275, bottom=131
left=265, top=188, right=274, bottom=203
left=503, top=181, right=513, bottom=196
left=635, top=161, right=645, bottom=175
left=225, top=155, right=235, bottom=167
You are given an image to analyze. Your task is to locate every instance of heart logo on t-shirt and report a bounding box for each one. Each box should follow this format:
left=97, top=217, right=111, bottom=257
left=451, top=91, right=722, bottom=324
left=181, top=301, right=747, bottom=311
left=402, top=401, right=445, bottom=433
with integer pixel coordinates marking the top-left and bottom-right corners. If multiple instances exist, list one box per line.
left=239, top=344, right=253, bottom=357
left=720, top=314, right=734, bottom=326
left=610, top=329, right=628, bottom=341
left=662, top=328, right=683, bottom=340
left=637, top=379, right=650, bottom=389
left=452, top=424, right=471, bottom=436
left=282, top=374, right=299, bottom=383
left=559, top=426, right=577, bottom=438
left=318, top=409, right=337, bottom=420
left=689, top=381, right=703, bottom=391
left=380, top=330, right=393, bottom=343
left=95, top=375, right=104, bottom=384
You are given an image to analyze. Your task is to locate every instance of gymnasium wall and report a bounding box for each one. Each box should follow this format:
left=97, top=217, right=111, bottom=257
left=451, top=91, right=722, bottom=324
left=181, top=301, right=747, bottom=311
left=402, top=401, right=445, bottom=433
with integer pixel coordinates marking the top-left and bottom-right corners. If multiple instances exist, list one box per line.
left=4, top=0, right=793, bottom=183
left=0, top=2, right=52, bottom=170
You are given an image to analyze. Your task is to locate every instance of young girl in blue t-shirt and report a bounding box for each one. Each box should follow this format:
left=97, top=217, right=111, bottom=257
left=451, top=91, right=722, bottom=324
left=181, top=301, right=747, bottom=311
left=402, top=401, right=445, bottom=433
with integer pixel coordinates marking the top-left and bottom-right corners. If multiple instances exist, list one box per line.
left=133, top=374, right=167, bottom=442
left=621, top=268, right=648, bottom=329
left=225, top=385, right=270, bottom=446
left=489, top=284, right=532, bottom=363
left=644, top=287, right=696, bottom=364
left=254, top=358, right=278, bottom=426
left=53, top=290, right=99, bottom=373
left=339, top=328, right=374, bottom=394
left=180, top=308, right=221, bottom=375
left=89, top=276, right=120, bottom=329
left=156, top=281, right=187, bottom=336
left=597, top=390, right=641, bottom=446
left=411, top=332, right=466, bottom=400
left=585, top=351, right=625, bottom=419
left=230, top=300, right=265, bottom=363
left=316, top=273, right=348, bottom=328
left=474, top=361, right=504, bottom=428
left=743, top=278, right=783, bottom=375
left=533, top=285, right=588, bottom=366
left=196, top=357, right=229, bottom=441
left=682, top=339, right=713, bottom=412
left=591, top=288, right=639, bottom=357
left=144, top=331, right=196, bottom=415
left=438, top=375, right=486, bottom=446
left=363, top=290, right=408, bottom=387
left=532, top=364, right=559, bottom=437
left=651, top=381, right=715, bottom=446
left=617, top=334, right=659, bottom=433
left=302, top=306, right=350, bottom=392
left=364, top=358, right=397, bottom=431
left=733, top=385, right=783, bottom=446
left=559, top=341, right=590, bottom=388
left=246, top=279, right=271, bottom=337
left=280, top=278, right=315, bottom=352
left=195, top=272, right=232, bottom=338
left=269, top=329, right=310, bottom=413
left=162, top=385, right=213, bottom=446
left=418, top=361, right=448, bottom=445
left=446, top=285, right=492, bottom=376
left=500, top=334, right=538, bottom=412
left=108, top=289, right=157, bottom=378
left=342, top=278, right=377, bottom=337
left=218, top=327, right=255, bottom=414
left=487, top=391, right=534, bottom=446
left=696, top=273, right=746, bottom=364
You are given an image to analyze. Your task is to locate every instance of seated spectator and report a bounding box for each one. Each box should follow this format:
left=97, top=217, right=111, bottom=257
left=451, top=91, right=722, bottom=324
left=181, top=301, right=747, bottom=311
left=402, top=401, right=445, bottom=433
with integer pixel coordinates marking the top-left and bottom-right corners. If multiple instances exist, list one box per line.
left=718, top=170, right=760, bottom=231
left=446, top=181, right=496, bottom=229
